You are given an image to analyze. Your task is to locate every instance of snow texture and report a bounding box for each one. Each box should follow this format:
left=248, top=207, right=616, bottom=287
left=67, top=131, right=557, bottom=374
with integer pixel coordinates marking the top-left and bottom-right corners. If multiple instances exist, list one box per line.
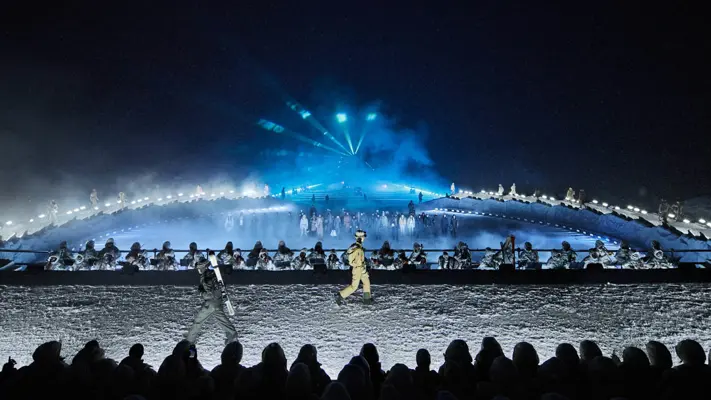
left=1, top=283, right=710, bottom=377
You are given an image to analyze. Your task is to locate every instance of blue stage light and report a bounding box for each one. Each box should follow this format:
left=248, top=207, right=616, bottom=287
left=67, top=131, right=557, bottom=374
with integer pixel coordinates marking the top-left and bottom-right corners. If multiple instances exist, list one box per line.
left=336, top=113, right=347, bottom=123
left=366, top=113, right=377, bottom=121
left=300, top=110, right=311, bottom=119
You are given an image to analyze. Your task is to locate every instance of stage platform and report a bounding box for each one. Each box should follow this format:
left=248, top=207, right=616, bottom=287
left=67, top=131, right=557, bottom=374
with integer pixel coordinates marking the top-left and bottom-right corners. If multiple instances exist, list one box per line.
left=2, top=267, right=710, bottom=286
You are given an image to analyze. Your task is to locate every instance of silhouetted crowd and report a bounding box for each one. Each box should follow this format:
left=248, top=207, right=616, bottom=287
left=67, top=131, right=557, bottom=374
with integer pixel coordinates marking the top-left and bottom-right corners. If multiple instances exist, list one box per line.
left=2, top=336, right=709, bottom=400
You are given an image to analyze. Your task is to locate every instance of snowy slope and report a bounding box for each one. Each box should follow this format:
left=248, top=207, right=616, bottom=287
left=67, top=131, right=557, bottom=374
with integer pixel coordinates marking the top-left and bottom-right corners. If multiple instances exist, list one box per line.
left=1, top=284, right=710, bottom=376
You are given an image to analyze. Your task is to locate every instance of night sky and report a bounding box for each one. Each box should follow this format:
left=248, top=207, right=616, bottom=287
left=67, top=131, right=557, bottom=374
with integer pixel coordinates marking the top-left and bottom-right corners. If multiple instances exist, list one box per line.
left=1, top=1, right=709, bottom=215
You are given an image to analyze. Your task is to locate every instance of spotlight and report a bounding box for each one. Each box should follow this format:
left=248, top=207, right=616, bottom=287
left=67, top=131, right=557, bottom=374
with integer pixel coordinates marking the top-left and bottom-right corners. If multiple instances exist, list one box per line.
left=627, top=205, right=634, bottom=210
left=104, top=203, right=111, bottom=207
left=592, top=200, right=599, bottom=204
left=550, top=197, right=556, bottom=201
left=633, top=207, right=640, bottom=212
left=707, top=222, right=711, bottom=228
left=39, top=214, right=46, bottom=219
left=542, top=195, right=548, bottom=199
left=5, top=221, right=12, bottom=225
left=336, top=113, right=347, bottom=123
left=157, top=198, right=163, bottom=201
left=602, top=202, right=609, bottom=207
left=641, top=210, right=648, bottom=214
left=80, top=206, right=86, bottom=210
left=614, top=206, right=620, bottom=210
left=167, top=195, right=172, bottom=199
left=66, top=211, right=72, bottom=215
left=94, top=206, right=99, bottom=210
left=229, top=190, right=234, bottom=194
left=220, top=192, right=225, bottom=196
left=366, top=113, right=377, bottom=121
left=73, top=208, right=79, bottom=212
left=178, top=193, right=184, bottom=197
left=668, top=213, right=676, bottom=219
left=699, top=219, right=706, bottom=224
left=683, top=219, right=690, bottom=224
left=29, top=219, right=34, bottom=223
left=131, top=201, right=136, bottom=205
left=144, top=197, right=149, bottom=201
left=300, top=110, right=311, bottom=119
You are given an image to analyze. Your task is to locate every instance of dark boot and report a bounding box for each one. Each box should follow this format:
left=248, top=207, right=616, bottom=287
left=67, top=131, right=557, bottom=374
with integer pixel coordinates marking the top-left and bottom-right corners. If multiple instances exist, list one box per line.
left=335, top=293, right=345, bottom=305
left=363, top=292, right=373, bottom=305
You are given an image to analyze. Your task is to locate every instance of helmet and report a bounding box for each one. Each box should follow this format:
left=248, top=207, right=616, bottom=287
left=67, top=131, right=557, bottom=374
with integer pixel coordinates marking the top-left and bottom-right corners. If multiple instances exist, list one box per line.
left=189, top=242, right=198, bottom=251
left=355, top=230, right=367, bottom=240
left=86, top=240, right=95, bottom=249
left=278, top=240, right=285, bottom=247
left=413, top=242, right=421, bottom=250
left=226, top=241, right=233, bottom=250
left=106, top=238, right=115, bottom=245
left=130, top=242, right=141, bottom=251
left=562, top=241, right=571, bottom=251
left=525, top=242, right=532, bottom=250
left=163, top=241, right=171, bottom=249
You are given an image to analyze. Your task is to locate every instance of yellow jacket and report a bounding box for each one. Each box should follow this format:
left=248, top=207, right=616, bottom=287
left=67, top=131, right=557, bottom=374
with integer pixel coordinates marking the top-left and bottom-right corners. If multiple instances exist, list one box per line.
left=347, top=242, right=365, bottom=268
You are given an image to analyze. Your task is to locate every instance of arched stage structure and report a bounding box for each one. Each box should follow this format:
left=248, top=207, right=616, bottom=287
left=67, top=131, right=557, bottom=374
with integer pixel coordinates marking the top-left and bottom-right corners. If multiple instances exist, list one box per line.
left=1, top=185, right=710, bottom=286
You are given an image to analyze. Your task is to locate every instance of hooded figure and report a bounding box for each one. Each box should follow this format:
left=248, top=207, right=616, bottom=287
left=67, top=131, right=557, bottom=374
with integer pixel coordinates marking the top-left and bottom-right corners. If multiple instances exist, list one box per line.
left=614, top=241, right=642, bottom=269
left=157, top=241, right=178, bottom=271
left=98, top=238, right=121, bottom=270
left=409, top=242, right=427, bottom=267
left=439, top=251, right=453, bottom=270
left=46, top=241, right=75, bottom=271
left=246, top=241, right=263, bottom=268
left=292, top=249, right=312, bottom=270
left=327, top=249, right=342, bottom=270
left=74, top=240, right=99, bottom=270
left=642, top=240, right=675, bottom=269
left=453, top=241, right=471, bottom=269
left=256, top=248, right=274, bottom=270
left=274, top=240, right=294, bottom=268
left=185, top=260, right=238, bottom=345
left=126, top=242, right=150, bottom=270
left=336, top=230, right=372, bottom=305
left=517, top=242, right=539, bottom=269
left=291, top=344, right=331, bottom=396
left=546, top=241, right=577, bottom=269
left=210, top=341, right=247, bottom=399
left=182, top=242, right=206, bottom=269
left=373, top=241, right=395, bottom=269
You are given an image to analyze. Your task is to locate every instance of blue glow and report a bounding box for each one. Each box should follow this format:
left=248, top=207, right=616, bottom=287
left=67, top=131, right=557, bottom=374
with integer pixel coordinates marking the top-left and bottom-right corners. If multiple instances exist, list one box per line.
left=336, top=113, right=347, bottom=123
left=366, top=113, right=377, bottom=121
left=300, top=110, right=311, bottom=119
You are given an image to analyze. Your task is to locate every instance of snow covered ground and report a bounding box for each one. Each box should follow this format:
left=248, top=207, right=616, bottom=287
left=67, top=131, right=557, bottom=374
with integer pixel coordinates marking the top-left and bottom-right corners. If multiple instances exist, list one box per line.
left=1, top=284, right=710, bottom=376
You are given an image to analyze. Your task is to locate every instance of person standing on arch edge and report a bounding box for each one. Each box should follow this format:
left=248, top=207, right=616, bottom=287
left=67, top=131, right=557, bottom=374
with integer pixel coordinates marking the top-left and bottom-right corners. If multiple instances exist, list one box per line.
left=336, top=229, right=373, bottom=305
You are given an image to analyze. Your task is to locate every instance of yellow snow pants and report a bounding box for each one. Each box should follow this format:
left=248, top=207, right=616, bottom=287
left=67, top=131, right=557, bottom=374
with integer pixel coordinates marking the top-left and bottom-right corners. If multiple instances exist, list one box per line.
left=339, top=266, right=371, bottom=298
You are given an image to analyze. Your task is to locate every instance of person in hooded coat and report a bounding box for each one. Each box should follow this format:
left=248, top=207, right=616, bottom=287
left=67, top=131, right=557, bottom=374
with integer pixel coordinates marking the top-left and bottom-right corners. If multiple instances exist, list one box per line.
left=239, top=342, right=289, bottom=400
left=360, top=343, right=385, bottom=397
left=185, top=262, right=238, bottom=345
left=211, top=341, right=247, bottom=400
left=336, top=230, right=372, bottom=305
left=411, top=349, right=441, bottom=400
left=5, top=341, right=70, bottom=399
left=291, top=344, right=331, bottom=396
left=246, top=241, right=263, bottom=268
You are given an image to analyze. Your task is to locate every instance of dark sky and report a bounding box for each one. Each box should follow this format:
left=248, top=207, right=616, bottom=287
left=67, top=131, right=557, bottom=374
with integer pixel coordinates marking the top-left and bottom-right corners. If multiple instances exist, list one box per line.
left=1, top=1, right=710, bottom=214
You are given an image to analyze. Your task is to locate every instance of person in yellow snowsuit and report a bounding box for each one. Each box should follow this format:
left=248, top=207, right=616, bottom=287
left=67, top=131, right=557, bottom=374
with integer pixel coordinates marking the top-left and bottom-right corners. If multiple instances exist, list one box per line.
left=336, top=230, right=372, bottom=305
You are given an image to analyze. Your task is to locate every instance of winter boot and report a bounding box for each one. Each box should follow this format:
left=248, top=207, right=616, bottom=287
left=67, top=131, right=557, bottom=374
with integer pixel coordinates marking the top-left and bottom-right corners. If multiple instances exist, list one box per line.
left=363, top=292, right=373, bottom=305
left=335, top=293, right=345, bottom=305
